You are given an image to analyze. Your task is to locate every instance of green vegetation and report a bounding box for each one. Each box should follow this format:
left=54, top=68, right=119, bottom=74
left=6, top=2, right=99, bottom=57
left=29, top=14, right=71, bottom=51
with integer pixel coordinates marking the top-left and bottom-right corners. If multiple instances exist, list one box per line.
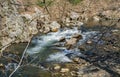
left=36, top=0, right=53, bottom=7
left=68, top=0, right=83, bottom=5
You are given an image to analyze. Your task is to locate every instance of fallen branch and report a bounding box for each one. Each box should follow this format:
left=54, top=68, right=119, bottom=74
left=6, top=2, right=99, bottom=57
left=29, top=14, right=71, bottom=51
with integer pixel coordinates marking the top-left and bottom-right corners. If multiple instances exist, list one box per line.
left=8, top=40, right=31, bottom=77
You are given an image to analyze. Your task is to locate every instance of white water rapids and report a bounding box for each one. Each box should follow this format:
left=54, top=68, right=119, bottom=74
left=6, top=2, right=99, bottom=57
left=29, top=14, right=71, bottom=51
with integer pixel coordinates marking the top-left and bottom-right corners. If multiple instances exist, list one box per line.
left=26, top=27, right=98, bottom=63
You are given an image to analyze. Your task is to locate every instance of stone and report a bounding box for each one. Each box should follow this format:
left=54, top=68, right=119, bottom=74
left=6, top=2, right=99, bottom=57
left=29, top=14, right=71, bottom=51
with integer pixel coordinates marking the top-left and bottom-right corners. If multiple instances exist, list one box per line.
left=73, top=57, right=80, bottom=63
left=70, top=12, right=79, bottom=20
left=60, top=68, right=70, bottom=73
left=78, top=45, right=86, bottom=51
left=50, top=21, right=61, bottom=32
left=72, top=33, right=82, bottom=39
left=65, top=38, right=77, bottom=49
left=93, top=16, right=100, bottom=22
left=86, top=40, right=92, bottom=44
left=54, top=65, right=61, bottom=71
left=59, top=37, right=65, bottom=42
left=66, top=38, right=77, bottom=46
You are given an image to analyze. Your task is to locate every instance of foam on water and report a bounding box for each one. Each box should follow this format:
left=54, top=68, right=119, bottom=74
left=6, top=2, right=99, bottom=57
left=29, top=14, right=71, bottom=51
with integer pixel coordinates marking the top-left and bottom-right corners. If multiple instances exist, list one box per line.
left=26, top=27, right=98, bottom=62
left=27, top=27, right=80, bottom=55
left=46, top=52, right=72, bottom=62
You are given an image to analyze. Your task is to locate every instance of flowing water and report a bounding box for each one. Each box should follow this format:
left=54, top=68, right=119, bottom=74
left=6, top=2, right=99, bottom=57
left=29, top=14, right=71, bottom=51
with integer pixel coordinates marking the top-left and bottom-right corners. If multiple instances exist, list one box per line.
left=1, top=26, right=120, bottom=77
left=26, top=27, right=98, bottom=63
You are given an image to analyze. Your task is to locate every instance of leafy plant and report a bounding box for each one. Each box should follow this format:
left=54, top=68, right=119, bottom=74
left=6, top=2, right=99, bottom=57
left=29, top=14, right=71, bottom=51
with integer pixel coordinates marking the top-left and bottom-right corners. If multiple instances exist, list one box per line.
left=68, top=0, right=83, bottom=5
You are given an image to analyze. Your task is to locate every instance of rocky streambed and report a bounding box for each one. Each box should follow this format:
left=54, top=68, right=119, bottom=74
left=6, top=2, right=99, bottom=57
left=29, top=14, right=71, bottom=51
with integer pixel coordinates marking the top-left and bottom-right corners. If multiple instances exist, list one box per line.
left=0, top=0, right=120, bottom=77
left=0, top=26, right=120, bottom=77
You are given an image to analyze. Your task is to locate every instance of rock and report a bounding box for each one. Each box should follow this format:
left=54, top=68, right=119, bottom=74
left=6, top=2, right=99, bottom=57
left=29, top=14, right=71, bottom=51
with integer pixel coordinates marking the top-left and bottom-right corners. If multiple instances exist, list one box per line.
left=65, top=38, right=77, bottom=49
left=86, top=40, right=92, bottom=44
left=60, top=68, right=70, bottom=73
left=50, top=21, right=61, bottom=32
left=66, top=38, right=77, bottom=46
left=59, top=37, right=65, bottom=42
left=78, top=45, right=86, bottom=51
left=72, top=33, right=82, bottom=39
left=73, top=57, right=80, bottom=63
left=54, top=65, right=61, bottom=71
left=43, top=25, right=50, bottom=33
left=76, top=21, right=84, bottom=26
left=93, top=16, right=100, bottom=22
left=70, top=12, right=79, bottom=20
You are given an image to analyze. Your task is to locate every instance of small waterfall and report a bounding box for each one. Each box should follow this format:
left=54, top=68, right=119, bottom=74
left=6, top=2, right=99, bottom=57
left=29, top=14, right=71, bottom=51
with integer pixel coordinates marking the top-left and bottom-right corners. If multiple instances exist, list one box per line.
left=26, top=27, right=98, bottom=63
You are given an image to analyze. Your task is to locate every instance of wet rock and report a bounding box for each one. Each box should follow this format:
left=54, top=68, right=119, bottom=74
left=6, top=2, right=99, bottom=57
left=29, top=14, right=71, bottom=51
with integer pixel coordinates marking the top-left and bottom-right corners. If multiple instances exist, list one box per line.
left=60, top=68, right=70, bottom=73
left=78, top=45, right=86, bottom=51
left=86, top=40, right=92, bottom=44
left=73, top=57, right=80, bottom=63
left=72, top=33, right=83, bottom=40
left=66, top=38, right=77, bottom=45
left=65, top=38, right=77, bottom=49
left=59, top=37, right=66, bottom=42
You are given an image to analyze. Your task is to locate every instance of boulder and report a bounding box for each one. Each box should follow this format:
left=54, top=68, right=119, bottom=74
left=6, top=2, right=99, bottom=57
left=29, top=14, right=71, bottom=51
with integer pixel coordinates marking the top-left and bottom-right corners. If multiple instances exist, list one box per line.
left=50, top=21, right=61, bottom=32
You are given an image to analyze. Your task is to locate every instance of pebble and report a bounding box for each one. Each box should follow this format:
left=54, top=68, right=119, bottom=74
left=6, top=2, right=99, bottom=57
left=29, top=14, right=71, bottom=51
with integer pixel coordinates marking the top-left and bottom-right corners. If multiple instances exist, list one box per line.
left=60, top=68, right=70, bottom=73
left=54, top=65, right=61, bottom=70
left=86, top=40, right=92, bottom=44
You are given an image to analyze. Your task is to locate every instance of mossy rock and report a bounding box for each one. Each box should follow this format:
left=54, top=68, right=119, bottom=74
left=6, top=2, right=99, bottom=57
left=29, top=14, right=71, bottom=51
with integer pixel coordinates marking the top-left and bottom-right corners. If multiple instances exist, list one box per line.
left=12, top=65, right=52, bottom=77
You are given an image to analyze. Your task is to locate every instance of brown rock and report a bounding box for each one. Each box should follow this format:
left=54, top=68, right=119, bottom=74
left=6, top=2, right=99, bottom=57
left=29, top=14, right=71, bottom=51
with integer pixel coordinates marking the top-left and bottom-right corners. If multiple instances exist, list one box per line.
left=66, top=38, right=77, bottom=45
left=73, top=57, right=80, bottom=63
left=72, top=33, right=83, bottom=40
left=78, top=45, right=86, bottom=51
left=65, top=38, right=77, bottom=49
left=51, top=28, right=59, bottom=32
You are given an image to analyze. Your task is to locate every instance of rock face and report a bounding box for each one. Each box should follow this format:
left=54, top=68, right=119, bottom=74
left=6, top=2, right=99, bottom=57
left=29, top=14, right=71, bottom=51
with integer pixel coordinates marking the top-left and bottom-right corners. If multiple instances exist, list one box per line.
left=0, top=0, right=61, bottom=47
left=0, top=0, right=39, bottom=46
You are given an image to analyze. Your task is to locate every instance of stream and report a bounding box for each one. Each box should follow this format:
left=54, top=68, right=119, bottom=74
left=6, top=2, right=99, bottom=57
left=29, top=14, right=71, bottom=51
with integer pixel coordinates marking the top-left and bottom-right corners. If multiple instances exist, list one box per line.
left=0, top=26, right=120, bottom=77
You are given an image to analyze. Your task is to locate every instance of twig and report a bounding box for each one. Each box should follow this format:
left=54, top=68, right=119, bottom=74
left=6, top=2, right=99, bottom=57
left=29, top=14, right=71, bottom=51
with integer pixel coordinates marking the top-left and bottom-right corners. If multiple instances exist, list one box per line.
left=60, top=1, right=67, bottom=20
left=8, top=40, right=31, bottom=77
left=43, top=2, right=51, bottom=17
left=0, top=44, right=11, bottom=57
